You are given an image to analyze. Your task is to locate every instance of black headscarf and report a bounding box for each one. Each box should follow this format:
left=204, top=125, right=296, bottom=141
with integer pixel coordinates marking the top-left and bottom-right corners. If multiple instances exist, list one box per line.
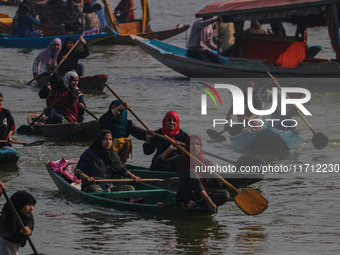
left=89, top=129, right=124, bottom=171
left=1, top=191, right=36, bottom=246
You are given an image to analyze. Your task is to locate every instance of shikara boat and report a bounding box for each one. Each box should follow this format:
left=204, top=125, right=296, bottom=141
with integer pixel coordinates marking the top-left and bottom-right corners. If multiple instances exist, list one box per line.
left=0, top=149, right=21, bottom=164
left=131, top=0, right=340, bottom=78
left=78, top=74, right=108, bottom=92
left=46, top=162, right=213, bottom=216
left=26, top=114, right=99, bottom=139
left=229, top=128, right=303, bottom=152
left=0, top=31, right=116, bottom=49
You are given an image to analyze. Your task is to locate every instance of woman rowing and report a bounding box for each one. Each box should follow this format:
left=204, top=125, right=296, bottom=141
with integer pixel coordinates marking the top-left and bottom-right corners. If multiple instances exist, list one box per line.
left=153, top=135, right=229, bottom=211
left=99, top=100, right=145, bottom=165
left=46, top=73, right=85, bottom=124
left=143, top=111, right=188, bottom=171
left=57, top=37, right=89, bottom=77
left=0, top=93, right=15, bottom=151
left=32, top=38, right=62, bottom=89
left=74, top=129, right=142, bottom=192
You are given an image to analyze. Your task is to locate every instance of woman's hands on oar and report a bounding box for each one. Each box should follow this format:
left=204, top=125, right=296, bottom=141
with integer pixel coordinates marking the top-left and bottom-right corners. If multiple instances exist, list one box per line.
left=27, top=35, right=84, bottom=86
left=267, top=72, right=328, bottom=149
left=2, top=189, right=41, bottom=255
left=163, top=134, right=268, bottom=215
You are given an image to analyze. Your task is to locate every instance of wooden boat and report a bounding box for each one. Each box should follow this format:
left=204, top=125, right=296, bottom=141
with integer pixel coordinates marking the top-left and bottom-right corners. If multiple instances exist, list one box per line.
left=26, top=114, right=99, bottom=139
left=131, top=0, right=340, bottom=78
left=229, top=128, right=303, bottom=152
left=78, top=74, right=108, bottom=92
left=127, top=165, right=264, bottom=189
left=0, top=0, right=17, bottom=6
left=0, top=149, right=21, bottom=164
left=10, top=0, right=189, bottom=44
left=46, top=162, right=212, bottom=216
left=0, top=32, right=116, bottom=49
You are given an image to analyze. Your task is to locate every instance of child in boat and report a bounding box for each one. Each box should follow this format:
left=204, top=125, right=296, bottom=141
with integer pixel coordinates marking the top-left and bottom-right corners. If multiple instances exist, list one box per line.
left=0, top=185, right=36, bottom=255
left=153, top=135, right=229, bottom=212
left=74, top=129, right=142, bottom=193
left=0, top=93, right=15, bottom=150
left=99, top=100, right=146, bottom=165
left=143, top=111, right=188, bottom=171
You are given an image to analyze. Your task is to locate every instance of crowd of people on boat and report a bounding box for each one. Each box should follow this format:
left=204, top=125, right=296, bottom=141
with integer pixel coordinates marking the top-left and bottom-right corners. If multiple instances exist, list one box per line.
left=11, top=0, right=136, bottom=37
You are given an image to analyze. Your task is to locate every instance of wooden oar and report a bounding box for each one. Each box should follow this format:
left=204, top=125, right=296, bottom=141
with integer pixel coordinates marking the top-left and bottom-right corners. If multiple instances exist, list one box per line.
left=77, top=102, right=98, bottom=120
left=95, top=178, right=164, bottom=183
left=104, top=83, right=149, bottom=129
left=267, top=72, right=328, bottom=149
left=132, top=125, right=264, bottom=169
left=206, top=129, right=227, bottom=142
left=2, top=189, right=41, bottom=255
left=0, top=140, right=45, bottom=146
left=26, top=35, right=84, bottom=86
left=17, top=94, right=64, bottom=134
left=105, top=84, right=264, bottom=170
left=163, top=134, right=268, bottom=215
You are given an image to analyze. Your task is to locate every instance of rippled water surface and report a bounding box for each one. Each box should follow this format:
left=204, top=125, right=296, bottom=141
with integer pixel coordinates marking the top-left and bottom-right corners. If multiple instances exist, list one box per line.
left=1, top=1, right=340, bottom=254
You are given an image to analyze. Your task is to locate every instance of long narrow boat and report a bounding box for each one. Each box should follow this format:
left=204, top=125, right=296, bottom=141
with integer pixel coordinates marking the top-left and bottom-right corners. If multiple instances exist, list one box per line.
left=0, top=149, right=21, bottom=164
left=25, top=114, right=99, bottom=139
left=130, top=34, right=340, bottom=78
left=131, top=0, right=340, bottom=78
left=230, top=128, right=303, bottom=152
left=0, top=32, right=117, bottom=49
left=46, top=162, right=212, bottom=216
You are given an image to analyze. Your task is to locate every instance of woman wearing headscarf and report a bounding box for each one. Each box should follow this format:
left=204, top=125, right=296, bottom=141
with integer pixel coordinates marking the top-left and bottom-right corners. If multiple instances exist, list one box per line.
left=32, top=37, right=62, bottom=88
left=143, top=111, right=188, bottom=171
left=46, top=73, right=85, bottom=124
left=0, top=189, right=36, bottom=255
left=74, top=129, right=142, bottom=193
left=82, top=2, right=101, bottom=32
left=57, top=36, right=89, bottom=77
left=99, top=100, right=145, bottom=165
left=153, top=135, right=229, bottom=212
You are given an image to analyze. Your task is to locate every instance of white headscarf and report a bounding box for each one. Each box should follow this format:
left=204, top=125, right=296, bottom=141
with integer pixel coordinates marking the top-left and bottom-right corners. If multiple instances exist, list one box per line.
left=63, top=71, right=79, bottom=88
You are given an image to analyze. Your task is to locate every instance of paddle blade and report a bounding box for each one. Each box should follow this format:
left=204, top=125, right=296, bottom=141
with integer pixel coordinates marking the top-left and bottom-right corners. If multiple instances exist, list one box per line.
left=234, top=189, right=268, bottom=215
left=206, top=129, right=226, bottom=142
left=24, top=140, right=45, bottom=147
left=312, top=132, right=328, bottom=150
left=16, top=125, right=33, bottom=135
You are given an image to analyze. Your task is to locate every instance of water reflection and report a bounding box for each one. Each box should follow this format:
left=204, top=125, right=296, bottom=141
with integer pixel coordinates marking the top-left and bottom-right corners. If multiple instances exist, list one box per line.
left=0, top=163, right=19, bottom=181
left=234, top=226, right=267, bottom=254
left=166, top=215, right=228, bottom=254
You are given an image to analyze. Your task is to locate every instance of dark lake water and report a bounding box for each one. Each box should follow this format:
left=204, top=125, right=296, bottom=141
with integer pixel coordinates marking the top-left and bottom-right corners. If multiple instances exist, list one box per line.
left=1, top=0, right=340, bottom=254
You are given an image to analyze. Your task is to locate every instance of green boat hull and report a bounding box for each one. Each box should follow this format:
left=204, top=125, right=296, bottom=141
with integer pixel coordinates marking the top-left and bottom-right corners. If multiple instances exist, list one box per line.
left=46, top=163, right=212, bottom=216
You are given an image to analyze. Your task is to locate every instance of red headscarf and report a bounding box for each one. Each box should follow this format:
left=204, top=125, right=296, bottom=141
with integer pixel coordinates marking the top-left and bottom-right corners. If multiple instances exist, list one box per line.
left=162, top=111, right=180, bottom=139
left=184, top=135, right=209, bottom=191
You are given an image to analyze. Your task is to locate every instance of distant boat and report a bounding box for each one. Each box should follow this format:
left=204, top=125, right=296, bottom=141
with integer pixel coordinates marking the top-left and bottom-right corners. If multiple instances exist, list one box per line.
left=131, top=0, right=340, bottom=78
left=0, top=32, right=116, bottom=49
left=1, top=0, right=189, bottom=45
left=229, top=128, right=303, bottom=152
left=78, top=74, right=108, bottom=92
left=0, top=149, right=21, bottom=164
